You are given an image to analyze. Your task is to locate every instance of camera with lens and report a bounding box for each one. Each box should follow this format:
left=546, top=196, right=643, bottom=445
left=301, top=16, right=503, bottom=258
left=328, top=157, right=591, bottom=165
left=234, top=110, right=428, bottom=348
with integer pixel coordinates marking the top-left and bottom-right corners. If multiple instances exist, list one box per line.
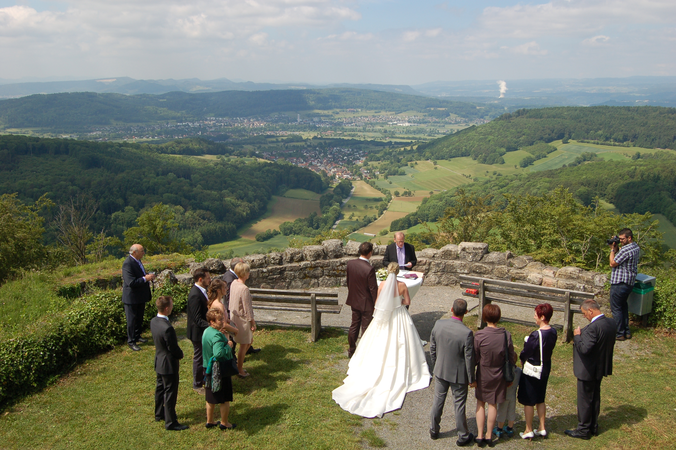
left=606, top=236, right=621, bottom=245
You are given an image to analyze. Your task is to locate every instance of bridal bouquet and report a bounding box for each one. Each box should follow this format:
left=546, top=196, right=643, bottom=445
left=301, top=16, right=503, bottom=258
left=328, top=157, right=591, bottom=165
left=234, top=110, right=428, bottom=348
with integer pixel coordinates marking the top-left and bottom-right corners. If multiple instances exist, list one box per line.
left=376, top=268, right=388, bottom=281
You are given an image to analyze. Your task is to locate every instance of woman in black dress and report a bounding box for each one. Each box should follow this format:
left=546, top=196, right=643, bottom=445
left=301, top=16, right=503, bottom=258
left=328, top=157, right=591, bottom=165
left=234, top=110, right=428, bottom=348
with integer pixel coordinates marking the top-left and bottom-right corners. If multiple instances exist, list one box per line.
left=518, top=303, right=557, bottom=439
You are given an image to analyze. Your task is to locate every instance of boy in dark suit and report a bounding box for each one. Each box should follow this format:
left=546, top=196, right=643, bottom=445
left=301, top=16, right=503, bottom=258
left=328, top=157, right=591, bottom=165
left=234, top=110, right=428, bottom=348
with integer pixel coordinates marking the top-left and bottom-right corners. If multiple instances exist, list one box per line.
left=345, top=241, right=378, bottom=358
left=565, top=299, right=616, bottom=439
left=150, top=295, right=188, bottom=431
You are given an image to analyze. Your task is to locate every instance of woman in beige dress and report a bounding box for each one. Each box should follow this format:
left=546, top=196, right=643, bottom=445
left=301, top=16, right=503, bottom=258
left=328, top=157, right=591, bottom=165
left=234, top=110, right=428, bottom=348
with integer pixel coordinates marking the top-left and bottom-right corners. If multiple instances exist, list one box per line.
left=229, top=262, right=256, bottom=378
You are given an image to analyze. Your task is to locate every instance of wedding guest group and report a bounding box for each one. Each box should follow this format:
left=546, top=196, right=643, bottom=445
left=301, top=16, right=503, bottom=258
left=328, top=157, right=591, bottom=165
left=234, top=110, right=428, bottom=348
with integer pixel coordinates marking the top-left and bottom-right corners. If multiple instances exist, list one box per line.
left=122, top=244, right=155, bottom=351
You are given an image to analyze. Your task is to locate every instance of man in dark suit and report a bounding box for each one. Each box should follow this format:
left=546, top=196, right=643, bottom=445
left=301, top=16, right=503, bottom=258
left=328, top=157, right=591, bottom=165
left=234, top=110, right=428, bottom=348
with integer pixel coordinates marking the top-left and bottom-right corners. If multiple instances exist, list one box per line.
left=429, top=298, right=476, bottom=446
left=220, top=257, right=261, bottom=355
left=186, top=268, right=211, bottom=394
left=122, top=244, right=156, bottom=351
left=345, top=241, right=378, bottom=358
left=150, top=295, right=188, bottom=431
left=565, top=299, right=616, bottom=440
left=382, top=232, right=417, bottom=270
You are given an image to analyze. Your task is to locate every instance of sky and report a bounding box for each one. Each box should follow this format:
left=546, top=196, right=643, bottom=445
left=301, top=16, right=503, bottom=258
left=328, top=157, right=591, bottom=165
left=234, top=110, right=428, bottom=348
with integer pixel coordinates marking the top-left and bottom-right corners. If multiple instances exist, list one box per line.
left=0, top=0, right=675, bottom=85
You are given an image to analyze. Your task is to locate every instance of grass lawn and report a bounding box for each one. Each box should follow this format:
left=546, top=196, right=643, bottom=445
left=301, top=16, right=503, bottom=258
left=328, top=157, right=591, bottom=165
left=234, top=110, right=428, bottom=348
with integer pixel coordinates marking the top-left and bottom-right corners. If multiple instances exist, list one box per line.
left=0, top=322, right=363, bottom=450
left=653, top=214, right=676, bottom=249
left=283, top=189, right=322, bottom=201
left=209, top=234, right=294, bottom=257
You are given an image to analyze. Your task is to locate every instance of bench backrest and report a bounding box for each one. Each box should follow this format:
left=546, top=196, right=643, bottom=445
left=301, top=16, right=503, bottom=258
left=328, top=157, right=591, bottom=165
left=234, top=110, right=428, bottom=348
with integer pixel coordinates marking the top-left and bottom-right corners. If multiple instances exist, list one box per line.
left=249, top=288, right=339, bottom=306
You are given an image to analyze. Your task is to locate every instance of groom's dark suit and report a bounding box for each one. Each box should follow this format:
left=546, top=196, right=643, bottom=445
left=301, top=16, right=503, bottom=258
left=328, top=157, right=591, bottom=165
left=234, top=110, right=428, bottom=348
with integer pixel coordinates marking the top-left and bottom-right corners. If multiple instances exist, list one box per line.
left=122, top=255, right=152, bottom=345
left=572, top=314, right=616, bottom=436
left=151, top=315, right=184, bottom=429
left=345, top=257, right=378, bottom=357
left=430, top=317, right=475, bottom=441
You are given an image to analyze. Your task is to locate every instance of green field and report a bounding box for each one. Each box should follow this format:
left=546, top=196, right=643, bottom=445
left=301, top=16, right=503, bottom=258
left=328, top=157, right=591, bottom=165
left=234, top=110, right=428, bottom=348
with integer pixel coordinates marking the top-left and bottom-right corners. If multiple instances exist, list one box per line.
left=653, top=214, right=676, bottom=249
left=283, top=189, right=322, bottom=200
left=209, top=234, right=294, bottom=257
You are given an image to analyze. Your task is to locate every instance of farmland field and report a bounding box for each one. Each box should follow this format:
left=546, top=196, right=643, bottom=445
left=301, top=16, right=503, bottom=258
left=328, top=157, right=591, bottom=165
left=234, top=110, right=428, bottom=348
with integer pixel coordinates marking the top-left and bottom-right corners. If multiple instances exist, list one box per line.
left=209, top=234, right=292, bottom=257
left=388, top=197, right=425, bottom=213
left=283, top=188, right=322, bottom=200
left=238, top=195, right=321, bottom=240
left=359, top=211, right=409, bottom=235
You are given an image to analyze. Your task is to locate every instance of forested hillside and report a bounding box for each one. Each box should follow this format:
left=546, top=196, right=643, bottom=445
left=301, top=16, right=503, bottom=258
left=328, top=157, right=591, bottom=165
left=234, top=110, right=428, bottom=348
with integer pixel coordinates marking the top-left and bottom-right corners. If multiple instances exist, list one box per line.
left=391, top=155, right=676, bottom=230
left=0, top=89, right=502, bottom=131
left=412, top=106, right=676, bottom=164
left=0, top=135, right=325, bottom=247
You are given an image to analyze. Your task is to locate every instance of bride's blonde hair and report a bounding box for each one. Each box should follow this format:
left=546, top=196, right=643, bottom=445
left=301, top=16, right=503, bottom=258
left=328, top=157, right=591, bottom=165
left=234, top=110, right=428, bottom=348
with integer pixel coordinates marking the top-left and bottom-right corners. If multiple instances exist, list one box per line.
left=387, top=262, right=400, bottom=275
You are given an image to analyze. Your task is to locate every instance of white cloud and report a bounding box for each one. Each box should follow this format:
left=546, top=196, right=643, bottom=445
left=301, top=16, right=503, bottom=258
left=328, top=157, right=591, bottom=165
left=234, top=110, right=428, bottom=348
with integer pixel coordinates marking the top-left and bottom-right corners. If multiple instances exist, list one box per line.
left=582, top=35, right=610, bottom=46
left=510, top=41, right=548, bottom=55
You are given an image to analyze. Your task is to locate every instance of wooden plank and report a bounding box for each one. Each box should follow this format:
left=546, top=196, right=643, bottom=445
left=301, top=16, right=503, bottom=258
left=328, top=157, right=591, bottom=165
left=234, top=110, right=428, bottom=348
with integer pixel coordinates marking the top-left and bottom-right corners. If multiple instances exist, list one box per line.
left=251, top=303, right=342, bottom=314
left=459, top=275, right=594, bottom=298
left=249, top=288, right=338, bottom=298
left=250, top=295, right=339, bottom=305
left=310, top=293, right=318, bottom=342
left=478, top=279, right=487, bottom=329
left=563, top=291, right=573, bottom=343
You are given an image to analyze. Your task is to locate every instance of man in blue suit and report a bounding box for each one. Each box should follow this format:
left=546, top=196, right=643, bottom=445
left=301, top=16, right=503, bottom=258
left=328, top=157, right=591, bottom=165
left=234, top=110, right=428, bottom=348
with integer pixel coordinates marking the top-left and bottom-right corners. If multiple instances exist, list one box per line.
left=122, top=244, right=155, bottom=351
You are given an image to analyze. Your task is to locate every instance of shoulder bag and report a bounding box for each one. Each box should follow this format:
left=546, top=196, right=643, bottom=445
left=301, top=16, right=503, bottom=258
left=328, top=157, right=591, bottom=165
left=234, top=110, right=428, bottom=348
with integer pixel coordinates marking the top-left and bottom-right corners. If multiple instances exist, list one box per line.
left=522, top=329, right=543, bottom=379
left=503, top=330, right=515, bottom=382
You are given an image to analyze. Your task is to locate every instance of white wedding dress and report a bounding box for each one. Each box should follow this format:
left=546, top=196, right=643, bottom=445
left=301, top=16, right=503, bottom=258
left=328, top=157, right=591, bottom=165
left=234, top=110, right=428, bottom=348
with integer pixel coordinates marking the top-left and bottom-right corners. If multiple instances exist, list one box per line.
left=332, top=273, right=431, bottom=418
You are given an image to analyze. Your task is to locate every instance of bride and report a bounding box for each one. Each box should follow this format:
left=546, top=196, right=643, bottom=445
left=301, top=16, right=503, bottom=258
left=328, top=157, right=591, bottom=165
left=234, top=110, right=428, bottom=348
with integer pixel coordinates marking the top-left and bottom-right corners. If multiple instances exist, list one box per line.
left=332, top=262, right=431, bottom=418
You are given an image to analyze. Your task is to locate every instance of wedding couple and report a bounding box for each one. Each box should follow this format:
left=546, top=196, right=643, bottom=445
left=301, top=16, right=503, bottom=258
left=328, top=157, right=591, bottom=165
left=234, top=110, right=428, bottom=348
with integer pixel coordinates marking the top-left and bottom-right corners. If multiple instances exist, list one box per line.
left=332, top=242, right=430, bottom=418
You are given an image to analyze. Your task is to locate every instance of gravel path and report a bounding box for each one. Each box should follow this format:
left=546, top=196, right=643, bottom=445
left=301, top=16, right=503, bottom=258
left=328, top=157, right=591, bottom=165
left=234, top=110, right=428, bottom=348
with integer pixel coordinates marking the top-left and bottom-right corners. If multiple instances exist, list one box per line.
left=254, top=285, right=623, bottom=449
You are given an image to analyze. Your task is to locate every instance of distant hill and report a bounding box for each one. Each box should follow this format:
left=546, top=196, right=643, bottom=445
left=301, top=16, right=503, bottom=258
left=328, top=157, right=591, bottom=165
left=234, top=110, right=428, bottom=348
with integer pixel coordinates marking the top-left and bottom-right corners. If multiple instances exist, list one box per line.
left=0, top=88, right=502, bottom=131
left=413, top=106, right=676, bottom=164
left=391, top=155, right=676, bottom=232
left=0, top=77, right=423, bottom=99
left=0, top=135, right=325, bottom=247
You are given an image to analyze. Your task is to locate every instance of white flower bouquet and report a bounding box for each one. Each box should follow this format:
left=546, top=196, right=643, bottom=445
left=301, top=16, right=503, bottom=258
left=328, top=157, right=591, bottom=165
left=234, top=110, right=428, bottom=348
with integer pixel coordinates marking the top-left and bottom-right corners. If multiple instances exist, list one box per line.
left=376, top=268, right=388, bottom=281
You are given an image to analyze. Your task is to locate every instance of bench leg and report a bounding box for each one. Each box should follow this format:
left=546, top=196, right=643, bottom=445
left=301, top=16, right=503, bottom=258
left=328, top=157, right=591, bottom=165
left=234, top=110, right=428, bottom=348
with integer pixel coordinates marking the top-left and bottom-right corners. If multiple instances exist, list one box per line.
left=477, top=279, right=487, bottom=329
left=563, top=292, right=573, bottom=343
left=311, top=312, right=322, bottom=342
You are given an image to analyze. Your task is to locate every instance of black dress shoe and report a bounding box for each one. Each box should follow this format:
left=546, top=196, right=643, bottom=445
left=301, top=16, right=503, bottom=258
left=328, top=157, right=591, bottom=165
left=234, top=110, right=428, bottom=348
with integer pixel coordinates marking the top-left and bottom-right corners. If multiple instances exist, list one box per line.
left=625, top=333, right=632, bottom=340
left=246, top=347, right=261, bottom=355
left=429, top=430, right=438, bottom=440
left=205, top=421, right=220, bottom=429
left=457, top=433, right=475, bottom=446
left=592, top=425, right=599, bottom=436
left=475, top=436, right=487, bottom=447
left=564, top=429, right=591, bottom=440
left=128, top=343, right=141, bottom=351
left=137, top=337, right=148, bottom=343
left=155, top=417, right=163, bottom=422
left=219, top=423, right=237, bottom=430
left=167, top=423, right=189, bottom=431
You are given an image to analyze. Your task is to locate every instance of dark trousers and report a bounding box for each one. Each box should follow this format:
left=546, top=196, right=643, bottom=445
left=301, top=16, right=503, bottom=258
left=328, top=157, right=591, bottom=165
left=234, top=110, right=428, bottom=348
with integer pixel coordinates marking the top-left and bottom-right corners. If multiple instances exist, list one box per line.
left=430, top=376, right=470, bottom=440
left=155, top=372, right=180, bottom=428
left=576, top=378, right=602, bottom=434
left=123, top=302, right=145, bottom=344
left=348, top=308, right=373, bottom=357
left=610, top=282, right=633, bottom=338
left=191, top=339, right=204, bottom=388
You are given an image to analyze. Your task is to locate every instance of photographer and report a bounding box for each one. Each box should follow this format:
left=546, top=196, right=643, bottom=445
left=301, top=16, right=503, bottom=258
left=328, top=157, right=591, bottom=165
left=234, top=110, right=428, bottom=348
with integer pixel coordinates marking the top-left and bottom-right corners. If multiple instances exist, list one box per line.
left=608, top=228, right=640, bottom=341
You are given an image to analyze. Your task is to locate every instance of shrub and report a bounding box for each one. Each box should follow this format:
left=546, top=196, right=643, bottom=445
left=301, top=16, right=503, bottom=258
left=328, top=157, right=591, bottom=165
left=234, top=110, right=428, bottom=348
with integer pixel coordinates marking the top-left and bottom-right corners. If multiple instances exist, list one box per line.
left=0, top=281, right=191, bottom=408
left=648, top=267, right=676, bottom=330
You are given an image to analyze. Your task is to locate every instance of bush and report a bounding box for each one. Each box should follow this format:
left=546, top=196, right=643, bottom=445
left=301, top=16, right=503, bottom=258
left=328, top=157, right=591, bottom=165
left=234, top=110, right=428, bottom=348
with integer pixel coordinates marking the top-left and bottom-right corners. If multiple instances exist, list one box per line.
left=648, top=267, right=676, bottom=329
left=0, top=281, right=191, bottom=408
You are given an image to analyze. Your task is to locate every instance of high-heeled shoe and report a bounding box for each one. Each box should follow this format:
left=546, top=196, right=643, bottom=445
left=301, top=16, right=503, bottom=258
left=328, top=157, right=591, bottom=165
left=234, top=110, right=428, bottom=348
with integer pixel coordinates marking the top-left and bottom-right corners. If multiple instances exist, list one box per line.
left=520, top=431, right=535, bottom=439
left=535, top=430, right=548, bottom=439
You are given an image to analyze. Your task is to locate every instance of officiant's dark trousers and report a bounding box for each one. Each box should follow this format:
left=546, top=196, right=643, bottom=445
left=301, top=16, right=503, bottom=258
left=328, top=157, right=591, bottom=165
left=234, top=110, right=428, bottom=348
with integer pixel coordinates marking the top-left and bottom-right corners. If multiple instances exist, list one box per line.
left=348, top=309, right=373, bottom=357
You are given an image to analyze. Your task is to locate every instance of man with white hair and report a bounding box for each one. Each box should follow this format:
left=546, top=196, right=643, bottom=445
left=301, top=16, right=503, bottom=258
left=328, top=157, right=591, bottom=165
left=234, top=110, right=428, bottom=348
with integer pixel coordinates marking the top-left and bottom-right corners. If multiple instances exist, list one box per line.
left=382, top=232, right=417, bottom=270
left=122, top=244, right=156, bottom=351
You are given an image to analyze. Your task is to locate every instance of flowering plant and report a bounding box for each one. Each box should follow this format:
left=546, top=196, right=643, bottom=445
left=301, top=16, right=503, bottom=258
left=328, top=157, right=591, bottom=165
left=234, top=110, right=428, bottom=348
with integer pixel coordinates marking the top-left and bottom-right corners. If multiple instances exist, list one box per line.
left=376, top=268, right=388, bottom=281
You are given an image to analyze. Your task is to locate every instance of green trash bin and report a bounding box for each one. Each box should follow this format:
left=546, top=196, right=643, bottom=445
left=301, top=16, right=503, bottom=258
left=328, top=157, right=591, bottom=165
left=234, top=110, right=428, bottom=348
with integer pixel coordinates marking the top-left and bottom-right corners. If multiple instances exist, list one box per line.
left=628, top=274, right=656, bottom=316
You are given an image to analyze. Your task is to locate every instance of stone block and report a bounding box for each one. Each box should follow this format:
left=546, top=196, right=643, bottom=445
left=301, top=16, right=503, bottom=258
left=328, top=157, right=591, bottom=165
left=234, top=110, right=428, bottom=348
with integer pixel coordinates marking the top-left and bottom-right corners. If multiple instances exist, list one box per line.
left=373, top=244, right=387, bottom=256
left=319, top=277, right=341, bottom=288
left=188, top=262, right=203, bottom=274
left=303, top=245, right=326, bottom=261
left=244, top=254, right=267, bottom=269
left=527, top=273, right=544, bottom=285
left=344, top=240, right=361, bottom=256
left=202, top=258, right=226, bottom=274
left=542, top=266, right=558, bottom=278
left=158, top=269, right=177, bottom=286
left=371, top=256, right=386, bottom=270
left=482, top=251, right=513, bottom=265
left=556, top=279, right=586, bottom=291
left=593, top=274, right=608, bottom=287
left=283, top=247, right=304, bottom=264
left=470, top=263, right=492, bottom=275
left=508, top=269, right=528, bottom=282
left=447, top=260, right=472, bottom=274
left=556, top=266, right=583, bottom=280
left=525, top=262, right=545, bottom=272
left=508, top=256, right=533, bottom=269
left=419, top=248, right=438, bottom=259
left=175, top=273, right=193, bottom=285
left=438, top=244, right=459, bottom=260
left=493, top=266, right=510, bottom=279
left=267, top=252, right=283, bottom=265
left=322, top=239, right=344, bottom=259
left=458, top=242, right=488, bottom=261
left=542, top=276, right=557, bottom=287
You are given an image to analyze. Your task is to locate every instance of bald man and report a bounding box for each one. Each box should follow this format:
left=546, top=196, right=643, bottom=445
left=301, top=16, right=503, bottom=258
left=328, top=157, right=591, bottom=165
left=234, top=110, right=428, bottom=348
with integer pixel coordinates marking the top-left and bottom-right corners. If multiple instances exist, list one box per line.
left=382, top=232, right=417, bottom=270
left=122, top=244, right=156, bottom=351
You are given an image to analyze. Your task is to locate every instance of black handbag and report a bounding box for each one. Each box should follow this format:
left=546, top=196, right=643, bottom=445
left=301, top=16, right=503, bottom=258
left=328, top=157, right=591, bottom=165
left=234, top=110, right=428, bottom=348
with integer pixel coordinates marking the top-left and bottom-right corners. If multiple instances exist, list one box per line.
left=503, top=330, right=515, bottom=382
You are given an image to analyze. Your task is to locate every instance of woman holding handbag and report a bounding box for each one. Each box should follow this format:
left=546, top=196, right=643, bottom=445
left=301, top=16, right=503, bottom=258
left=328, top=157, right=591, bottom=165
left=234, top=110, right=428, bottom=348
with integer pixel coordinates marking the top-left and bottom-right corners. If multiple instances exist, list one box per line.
left=518, top=303, right=557, bottom=439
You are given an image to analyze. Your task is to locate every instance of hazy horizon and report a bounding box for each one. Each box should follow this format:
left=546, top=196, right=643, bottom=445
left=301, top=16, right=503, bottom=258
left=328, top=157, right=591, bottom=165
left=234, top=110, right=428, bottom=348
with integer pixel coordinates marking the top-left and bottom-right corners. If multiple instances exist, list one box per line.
left=1, top=0, right=674, bottom=85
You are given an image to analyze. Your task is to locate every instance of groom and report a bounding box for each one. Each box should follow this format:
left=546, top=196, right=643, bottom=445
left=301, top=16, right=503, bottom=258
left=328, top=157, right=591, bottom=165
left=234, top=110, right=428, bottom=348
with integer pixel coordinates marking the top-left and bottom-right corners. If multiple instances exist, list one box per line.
left=345, top=241, right=378, bottom=358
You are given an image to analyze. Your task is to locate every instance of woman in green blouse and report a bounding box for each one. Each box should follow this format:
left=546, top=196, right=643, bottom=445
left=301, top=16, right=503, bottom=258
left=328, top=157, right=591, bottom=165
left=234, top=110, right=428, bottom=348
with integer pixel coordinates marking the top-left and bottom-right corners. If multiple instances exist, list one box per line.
left=202, top=308, right=236, bottom=430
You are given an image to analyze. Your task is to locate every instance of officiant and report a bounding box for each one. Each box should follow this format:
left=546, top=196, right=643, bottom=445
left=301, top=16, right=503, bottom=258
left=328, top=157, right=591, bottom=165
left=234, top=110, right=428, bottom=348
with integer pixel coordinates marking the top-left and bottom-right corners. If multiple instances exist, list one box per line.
left=382, top=232, right=417, bottom=270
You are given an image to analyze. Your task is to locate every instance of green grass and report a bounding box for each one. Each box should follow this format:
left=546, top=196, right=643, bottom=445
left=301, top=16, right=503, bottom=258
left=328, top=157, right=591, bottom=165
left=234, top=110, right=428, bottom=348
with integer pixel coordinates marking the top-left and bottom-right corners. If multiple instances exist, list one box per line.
left=209, top=234, right=293, bottom=257
left=653, top=214, right=676, bottom=249
left=0, top=323, right=364, bottom=450
left=283, top=189, right=322, bottom=200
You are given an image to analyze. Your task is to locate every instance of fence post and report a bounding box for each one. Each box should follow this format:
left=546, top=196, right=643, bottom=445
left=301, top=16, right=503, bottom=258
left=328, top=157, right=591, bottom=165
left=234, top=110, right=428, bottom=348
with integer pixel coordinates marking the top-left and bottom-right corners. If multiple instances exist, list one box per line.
left=563, top=291, right=573, bottom=342
left=478, top=279, right=487, bottom=329
left=310, top=293, right=319, bottom=342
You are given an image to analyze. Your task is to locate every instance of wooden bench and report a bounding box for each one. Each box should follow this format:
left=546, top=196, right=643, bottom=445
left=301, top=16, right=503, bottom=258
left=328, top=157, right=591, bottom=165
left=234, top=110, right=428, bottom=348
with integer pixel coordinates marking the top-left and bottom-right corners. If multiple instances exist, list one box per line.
left=249, top=288, right=341, bottom=342
left=459, top=275, right=596, bottom=342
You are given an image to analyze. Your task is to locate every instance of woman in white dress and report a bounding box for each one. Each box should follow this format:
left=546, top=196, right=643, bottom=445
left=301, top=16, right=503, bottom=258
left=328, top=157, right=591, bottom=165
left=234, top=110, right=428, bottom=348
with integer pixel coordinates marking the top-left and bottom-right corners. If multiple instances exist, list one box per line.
left=332, top=262, right=431, bottom=418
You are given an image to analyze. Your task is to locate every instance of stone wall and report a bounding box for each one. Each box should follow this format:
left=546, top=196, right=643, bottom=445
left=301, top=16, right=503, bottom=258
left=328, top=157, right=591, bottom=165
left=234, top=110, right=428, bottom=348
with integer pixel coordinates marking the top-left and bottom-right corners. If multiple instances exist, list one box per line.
left=177, top=240, right=607, bottom=294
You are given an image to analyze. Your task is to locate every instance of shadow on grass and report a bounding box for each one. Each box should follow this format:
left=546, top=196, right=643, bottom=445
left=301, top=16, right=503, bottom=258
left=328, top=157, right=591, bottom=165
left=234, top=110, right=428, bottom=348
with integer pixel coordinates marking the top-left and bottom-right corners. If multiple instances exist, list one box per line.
left=235, top=343, right=302, bottom=395
left=543, top=404, right=647, bottom=436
